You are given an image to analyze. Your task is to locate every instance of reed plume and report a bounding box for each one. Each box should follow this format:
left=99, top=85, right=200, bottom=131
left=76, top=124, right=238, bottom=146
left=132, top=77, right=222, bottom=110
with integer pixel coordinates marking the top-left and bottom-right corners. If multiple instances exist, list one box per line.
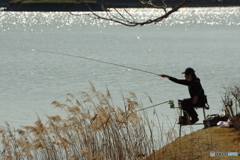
left=0, top=85, right=171, bottom=160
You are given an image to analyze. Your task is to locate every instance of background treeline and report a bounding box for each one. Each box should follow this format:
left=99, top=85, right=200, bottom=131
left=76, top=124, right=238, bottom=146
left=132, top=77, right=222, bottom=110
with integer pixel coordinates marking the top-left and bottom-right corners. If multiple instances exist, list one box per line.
left=2, top=0, right=240, bottom=5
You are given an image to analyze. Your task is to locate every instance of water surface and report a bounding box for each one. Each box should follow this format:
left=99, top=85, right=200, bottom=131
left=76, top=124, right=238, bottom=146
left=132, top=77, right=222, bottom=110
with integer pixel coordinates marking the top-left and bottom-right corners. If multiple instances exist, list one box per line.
left=0, top=8, right=240, bottom=135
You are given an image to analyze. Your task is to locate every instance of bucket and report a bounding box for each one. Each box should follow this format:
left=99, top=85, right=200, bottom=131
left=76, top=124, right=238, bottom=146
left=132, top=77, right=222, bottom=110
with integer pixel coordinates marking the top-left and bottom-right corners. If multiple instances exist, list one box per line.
left=178, top=99, right=183, bottom=107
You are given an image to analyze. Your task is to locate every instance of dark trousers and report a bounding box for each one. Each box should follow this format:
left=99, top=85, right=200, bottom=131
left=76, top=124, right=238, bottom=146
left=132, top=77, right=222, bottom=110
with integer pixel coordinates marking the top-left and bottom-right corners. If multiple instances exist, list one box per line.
left=181, top=98, right=205, bottom=119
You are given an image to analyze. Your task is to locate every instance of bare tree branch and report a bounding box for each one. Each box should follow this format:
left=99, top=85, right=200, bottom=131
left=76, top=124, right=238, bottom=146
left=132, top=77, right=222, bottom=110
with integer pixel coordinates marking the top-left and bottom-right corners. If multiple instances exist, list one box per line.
left=70, top=0, right=189, bottom=27
left=139, top=0, right=167, bottom=11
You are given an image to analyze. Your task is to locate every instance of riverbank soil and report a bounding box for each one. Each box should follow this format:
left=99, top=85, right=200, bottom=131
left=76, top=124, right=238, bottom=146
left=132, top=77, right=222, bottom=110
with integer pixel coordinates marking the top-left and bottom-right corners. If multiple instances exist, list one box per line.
left=146, top=126, right=240, bottom=160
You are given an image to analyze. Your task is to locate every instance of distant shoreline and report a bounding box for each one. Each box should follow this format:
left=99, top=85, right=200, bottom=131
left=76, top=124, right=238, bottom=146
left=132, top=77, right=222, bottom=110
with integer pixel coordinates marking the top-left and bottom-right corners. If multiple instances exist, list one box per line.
left=3, top=0, right=105, bottom=11
left=109, top=2, right=240, bottom=8
left=2, top=1, right=240, bottom=12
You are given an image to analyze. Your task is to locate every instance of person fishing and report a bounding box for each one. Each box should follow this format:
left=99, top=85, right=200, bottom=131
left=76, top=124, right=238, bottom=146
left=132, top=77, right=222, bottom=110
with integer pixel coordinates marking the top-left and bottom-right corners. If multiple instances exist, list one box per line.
left=160, top=67, right=207, bottom=124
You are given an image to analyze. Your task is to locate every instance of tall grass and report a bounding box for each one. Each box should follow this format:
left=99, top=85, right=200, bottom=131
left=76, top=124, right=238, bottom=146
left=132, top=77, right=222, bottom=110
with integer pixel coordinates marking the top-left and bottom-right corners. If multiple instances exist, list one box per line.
left=0, top=84, right=178, bottom=160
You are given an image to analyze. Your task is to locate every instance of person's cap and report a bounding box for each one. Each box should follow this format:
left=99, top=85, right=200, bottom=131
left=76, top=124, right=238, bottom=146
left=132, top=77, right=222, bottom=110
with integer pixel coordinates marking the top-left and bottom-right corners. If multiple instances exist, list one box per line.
left=182, top=67, right=195, bottom=74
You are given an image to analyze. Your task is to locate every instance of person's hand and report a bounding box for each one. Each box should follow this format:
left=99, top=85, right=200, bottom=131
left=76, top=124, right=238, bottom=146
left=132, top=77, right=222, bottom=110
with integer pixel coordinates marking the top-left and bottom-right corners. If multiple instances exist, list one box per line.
left=192, top=96, right=198, bottom=104
left=159, top=74, right=170, bottom=78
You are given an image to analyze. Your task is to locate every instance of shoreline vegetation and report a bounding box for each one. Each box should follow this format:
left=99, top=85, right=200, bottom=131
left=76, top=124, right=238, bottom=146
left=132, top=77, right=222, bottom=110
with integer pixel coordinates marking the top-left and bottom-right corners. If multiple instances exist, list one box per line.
left=0, top=83, right=240, bottom=159
left=2, top=0, right=240, bottom=11
left=0, top=85, right=165, bottom=159
left=5, top=0, right=105, bottom=11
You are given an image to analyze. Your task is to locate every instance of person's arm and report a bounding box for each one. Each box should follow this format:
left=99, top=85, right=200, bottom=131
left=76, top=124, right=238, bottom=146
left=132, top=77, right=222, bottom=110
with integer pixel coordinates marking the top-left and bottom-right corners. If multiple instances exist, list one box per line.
left=169, top=77, right=189, bottom=85
left=159, top=74, right=189, bottom=86
left=192, top=81, right=204, bottom=104
left=159, top=74, right=170, bottom=78
left=192, top=96, right=198, bottom=104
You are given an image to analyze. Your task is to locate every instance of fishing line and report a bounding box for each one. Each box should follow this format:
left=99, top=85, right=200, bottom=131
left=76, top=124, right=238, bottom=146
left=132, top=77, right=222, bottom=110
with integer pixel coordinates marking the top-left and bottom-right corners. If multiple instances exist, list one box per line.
left=34, top=49, right=159, bottom=76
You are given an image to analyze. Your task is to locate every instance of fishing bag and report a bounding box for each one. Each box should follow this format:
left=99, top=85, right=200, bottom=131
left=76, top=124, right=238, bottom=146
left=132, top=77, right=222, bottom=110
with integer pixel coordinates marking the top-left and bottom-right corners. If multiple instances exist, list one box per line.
left=203, top=114, right=220, bottom=128
left=203, top=114, right=229, bottom=128
left=178, top=116, right=190, bottom=125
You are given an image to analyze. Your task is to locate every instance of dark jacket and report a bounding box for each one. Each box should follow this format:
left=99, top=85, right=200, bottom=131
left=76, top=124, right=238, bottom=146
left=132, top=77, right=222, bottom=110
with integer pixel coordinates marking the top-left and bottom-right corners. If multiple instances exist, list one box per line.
left=169, top=77, right=206, bottom=104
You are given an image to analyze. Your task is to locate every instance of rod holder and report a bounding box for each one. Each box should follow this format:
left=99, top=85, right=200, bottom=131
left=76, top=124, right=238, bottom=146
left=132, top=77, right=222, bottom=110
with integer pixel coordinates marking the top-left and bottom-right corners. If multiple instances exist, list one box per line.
left=169, top=100, right=174, bottom=108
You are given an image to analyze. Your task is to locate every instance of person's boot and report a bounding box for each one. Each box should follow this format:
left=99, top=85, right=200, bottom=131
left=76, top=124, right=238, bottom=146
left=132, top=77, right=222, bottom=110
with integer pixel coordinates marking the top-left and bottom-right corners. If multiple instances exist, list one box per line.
left=190, top=117, right=199, bottom=124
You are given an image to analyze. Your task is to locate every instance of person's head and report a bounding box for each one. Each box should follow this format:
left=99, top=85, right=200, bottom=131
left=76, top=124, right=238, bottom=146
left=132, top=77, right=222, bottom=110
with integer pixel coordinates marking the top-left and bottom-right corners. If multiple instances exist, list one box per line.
left=182, top=67, right=196, bottom=81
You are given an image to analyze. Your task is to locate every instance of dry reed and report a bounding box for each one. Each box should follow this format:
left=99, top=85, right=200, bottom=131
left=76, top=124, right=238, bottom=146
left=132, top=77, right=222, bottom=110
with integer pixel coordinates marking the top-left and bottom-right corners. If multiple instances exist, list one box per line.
left=0, top=84, right=174, bottom=160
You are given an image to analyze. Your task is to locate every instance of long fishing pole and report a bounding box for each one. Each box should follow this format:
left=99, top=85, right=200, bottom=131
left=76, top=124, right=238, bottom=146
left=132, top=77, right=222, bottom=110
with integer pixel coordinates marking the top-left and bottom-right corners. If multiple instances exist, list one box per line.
left=34, top=49, right=159, bottom=76
left=34, top=49, right=170, bottom=112
left=136, top=100, right=170, bottom=112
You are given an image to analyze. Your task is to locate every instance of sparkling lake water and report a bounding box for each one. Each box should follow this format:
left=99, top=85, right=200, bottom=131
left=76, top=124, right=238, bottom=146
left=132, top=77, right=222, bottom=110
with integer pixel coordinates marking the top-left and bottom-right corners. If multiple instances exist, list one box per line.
left=0, top=7, right=240, bottom=136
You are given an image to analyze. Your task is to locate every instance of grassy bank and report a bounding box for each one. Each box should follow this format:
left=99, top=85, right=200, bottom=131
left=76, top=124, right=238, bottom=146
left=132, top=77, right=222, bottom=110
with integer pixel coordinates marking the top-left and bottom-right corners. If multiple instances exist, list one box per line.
left=145, top=126, right=240, bottom=160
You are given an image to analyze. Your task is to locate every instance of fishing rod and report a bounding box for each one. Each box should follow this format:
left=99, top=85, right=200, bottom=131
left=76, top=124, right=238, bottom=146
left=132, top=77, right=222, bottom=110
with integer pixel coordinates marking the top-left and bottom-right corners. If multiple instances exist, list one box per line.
left=34, top=49, right=159, bottom=76
left=136, top=100, right=173, bottom=112
left=34, top=49, right=174, bottom=112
